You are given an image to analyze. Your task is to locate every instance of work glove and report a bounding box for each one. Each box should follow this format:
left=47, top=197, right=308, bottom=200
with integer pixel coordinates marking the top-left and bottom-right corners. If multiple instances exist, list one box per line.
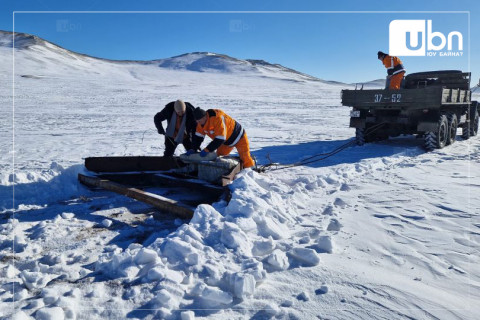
left=185, top=149, right=195, bottom=156
left=200, top=150, right=209, bottom=157
left=157, top=126, right=165, bottom=135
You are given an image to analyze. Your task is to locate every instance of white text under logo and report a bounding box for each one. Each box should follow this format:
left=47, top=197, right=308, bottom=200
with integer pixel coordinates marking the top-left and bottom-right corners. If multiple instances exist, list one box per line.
left=389, top=20, right=463, bottom=57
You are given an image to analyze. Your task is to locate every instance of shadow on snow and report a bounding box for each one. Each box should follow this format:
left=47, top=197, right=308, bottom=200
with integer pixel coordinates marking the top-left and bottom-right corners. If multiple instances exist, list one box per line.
left=252, top=137, right=424, bottom=169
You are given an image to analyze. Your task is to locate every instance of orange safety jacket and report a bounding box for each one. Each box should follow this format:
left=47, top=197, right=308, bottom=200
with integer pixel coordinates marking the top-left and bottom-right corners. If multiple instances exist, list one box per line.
left=382, top=55, right=405, bottom=76
left=193, top=109, right=244, bottom=152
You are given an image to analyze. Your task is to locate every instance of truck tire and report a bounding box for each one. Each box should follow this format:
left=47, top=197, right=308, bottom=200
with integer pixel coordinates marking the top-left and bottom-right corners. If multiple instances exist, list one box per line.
left=356, top=124, right=384, bottom=145
left=462, top=121, right=470, bottom=140
left=356, top=128, right=366, bottom=146
left=424, top=114, right=448, bottom=151
left=470, top=109, right=479, bottom=137
left=446, top=113, right=458, bottom=145
left=462, top=104, right=479, bottom=139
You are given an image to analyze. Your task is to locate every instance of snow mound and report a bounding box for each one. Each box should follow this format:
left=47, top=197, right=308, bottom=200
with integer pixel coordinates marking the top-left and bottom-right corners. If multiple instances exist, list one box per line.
left=94, top=169, right=328, bottom=318
left=0, top=163, right=87, bottom=210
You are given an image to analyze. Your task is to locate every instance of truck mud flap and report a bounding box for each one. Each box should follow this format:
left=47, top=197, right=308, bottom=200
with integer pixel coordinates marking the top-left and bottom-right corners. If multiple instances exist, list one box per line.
left=417, top=122, right=438, bottom=132
left=350, top=117, right=366, bottom=128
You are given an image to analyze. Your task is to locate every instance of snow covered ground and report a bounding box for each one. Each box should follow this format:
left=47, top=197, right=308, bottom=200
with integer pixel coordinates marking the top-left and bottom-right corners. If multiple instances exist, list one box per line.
left=1, top=31, right=479, bottom=320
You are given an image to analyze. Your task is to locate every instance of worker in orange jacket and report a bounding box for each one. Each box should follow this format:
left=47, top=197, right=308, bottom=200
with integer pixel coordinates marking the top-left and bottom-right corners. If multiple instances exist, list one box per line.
left=378, top=51, right=406, bottom=90
left=187, top=107, right=255, bottom=168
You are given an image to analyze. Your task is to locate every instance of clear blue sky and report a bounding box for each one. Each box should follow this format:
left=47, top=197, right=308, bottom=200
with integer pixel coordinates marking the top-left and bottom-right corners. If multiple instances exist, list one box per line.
left=0, top=0, right=479, bottom=84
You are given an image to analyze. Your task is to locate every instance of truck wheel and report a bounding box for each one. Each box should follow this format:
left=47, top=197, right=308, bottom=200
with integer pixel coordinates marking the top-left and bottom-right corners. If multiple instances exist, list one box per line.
left=356, top=128, right=366, bottom=146
left=462, top=106, right=479, bottom=139
left=424, top=114, right=448, bottom=151
left=356, top=123, right=387, bottom=145
left=470, top=109, right=479, bottom=137
left=461, top=121, right=470, bottom=140
left=446, top=113, right=458, bottom=145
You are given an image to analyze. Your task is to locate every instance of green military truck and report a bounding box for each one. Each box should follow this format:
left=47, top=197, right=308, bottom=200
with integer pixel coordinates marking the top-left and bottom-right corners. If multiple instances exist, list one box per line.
left=341, top=70, right=479, bottom=150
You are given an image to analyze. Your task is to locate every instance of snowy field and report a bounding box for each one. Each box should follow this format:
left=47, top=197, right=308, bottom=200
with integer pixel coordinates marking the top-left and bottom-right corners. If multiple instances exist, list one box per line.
left=1, top=31, right=480, bottom=320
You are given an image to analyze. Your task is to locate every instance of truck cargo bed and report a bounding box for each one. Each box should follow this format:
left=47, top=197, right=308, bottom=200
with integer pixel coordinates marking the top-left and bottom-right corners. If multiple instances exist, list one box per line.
left=342, top=87, right=471, bottom=110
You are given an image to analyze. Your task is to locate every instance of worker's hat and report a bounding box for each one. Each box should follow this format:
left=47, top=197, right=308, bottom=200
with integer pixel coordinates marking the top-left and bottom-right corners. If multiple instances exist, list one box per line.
left=377, top=51, right=387, bottom=59
left=194, top=107, right=207, bottom=120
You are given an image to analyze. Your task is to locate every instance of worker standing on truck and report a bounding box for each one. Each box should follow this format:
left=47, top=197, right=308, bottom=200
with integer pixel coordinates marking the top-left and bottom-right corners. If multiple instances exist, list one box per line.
left=187, top=107, right=255, bottom=168
left=154, top=100, right=197, bottom=157
left=378, top=51, right=406, bottom=90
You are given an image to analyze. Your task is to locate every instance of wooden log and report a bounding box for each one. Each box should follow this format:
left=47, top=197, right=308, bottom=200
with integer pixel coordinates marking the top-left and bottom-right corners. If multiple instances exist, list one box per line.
left=93, top=172, right=224, bottom=199
left=78, top=174, right=193, bottom=219
left=97, top=173, right=156, bottom=187
left=85, top=156, right=185, bottom=173
left=221, top=162, right=242, bottom=187
left=152, top=173, right=224, bottom=197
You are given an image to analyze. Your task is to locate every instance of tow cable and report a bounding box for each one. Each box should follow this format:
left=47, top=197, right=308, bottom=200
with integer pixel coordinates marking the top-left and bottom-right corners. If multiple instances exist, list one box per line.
left=254, top=122, right=387, bottom=173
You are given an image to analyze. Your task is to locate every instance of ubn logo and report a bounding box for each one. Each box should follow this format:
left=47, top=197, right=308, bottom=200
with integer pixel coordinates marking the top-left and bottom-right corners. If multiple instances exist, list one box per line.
left=389, top=20, right=463, bottom=56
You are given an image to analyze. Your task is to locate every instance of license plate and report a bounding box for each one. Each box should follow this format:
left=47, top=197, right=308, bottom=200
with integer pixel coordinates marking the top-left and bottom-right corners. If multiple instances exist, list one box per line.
left=350, top=110, right=361, bottom=118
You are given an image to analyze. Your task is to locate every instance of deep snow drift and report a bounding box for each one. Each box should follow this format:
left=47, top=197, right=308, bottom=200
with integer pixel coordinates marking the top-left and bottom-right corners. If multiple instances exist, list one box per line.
left=1, top=31, right=479, bottom=320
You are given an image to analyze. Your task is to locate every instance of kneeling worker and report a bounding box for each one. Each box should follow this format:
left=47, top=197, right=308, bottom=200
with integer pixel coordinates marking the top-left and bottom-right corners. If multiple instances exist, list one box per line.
left=377, top=51, right=406, bottom=90
left=154, top=100, right=197, bottom=156
left=188, top=107, right=255, bottom=168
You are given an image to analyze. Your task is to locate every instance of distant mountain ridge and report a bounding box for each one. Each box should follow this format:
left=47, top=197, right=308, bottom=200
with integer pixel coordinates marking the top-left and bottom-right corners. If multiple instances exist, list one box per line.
left=351, top=78, right=386, bottom=89
left=0, top=30, right=340, bottom=84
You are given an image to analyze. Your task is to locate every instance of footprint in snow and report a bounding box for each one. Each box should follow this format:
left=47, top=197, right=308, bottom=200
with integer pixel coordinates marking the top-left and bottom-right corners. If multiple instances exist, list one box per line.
left=322, top=205, right=334, bottom=216
left=334, top=198, right=348, bottom=208
left=315, top=285, right=328, bottom=295
left=327, top=219, right=342, bottom=231
left=296, top=291, right=310, bottom=301
left=398, top=163, right=415, bottom=168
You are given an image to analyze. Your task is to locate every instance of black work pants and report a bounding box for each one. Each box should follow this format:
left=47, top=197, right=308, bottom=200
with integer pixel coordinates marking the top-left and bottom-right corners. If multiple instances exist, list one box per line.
left=164, top=135, right=193, bottom=157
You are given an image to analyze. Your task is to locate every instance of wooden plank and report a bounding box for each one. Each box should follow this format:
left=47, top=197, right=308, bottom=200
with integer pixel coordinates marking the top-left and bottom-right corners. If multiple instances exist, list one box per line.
left=451, top=89, right=459, bottom=103
left=441, top=89, right=451, bottom=104
left=97, top=173, right=156, bottom=187
left=78, top=174, right=193, bottom=219
left=221, top=162, right=242, bottom=187
left=94, top=172, right=224, bottom=197
left=152, top=173, right=224, bottom=197
left=85, top=156, right=185, bottom=173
